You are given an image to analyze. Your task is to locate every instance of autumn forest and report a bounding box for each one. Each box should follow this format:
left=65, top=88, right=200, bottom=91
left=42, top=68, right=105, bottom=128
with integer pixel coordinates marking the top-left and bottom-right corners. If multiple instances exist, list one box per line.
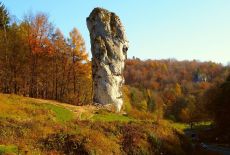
left=0, top=2, right=230, bottom=155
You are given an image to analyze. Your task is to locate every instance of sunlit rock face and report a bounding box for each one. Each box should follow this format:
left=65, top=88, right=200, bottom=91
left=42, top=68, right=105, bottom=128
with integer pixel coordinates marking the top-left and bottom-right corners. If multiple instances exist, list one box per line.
left=87, top=8, right=128, bottom=112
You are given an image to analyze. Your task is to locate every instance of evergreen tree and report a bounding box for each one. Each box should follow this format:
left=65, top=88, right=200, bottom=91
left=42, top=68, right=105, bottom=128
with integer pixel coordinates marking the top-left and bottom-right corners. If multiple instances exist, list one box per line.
left=0, top=2, right=9, bottom=29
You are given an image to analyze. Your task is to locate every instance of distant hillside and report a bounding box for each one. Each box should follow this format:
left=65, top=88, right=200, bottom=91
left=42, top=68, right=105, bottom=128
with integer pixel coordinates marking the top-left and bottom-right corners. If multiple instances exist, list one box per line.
left=123, top=59, right=229, bottom=123
left=125, top=59, right=228, bottom=89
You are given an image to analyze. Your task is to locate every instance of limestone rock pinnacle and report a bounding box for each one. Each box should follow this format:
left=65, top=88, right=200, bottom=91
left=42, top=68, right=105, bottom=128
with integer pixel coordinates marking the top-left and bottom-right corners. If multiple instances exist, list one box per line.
left=87, top=8, right=128, bottom=112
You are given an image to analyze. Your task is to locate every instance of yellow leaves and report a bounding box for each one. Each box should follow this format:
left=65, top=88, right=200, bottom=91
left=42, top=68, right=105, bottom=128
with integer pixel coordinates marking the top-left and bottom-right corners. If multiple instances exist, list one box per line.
left=24, top=13, right=54, bottom=55
left=69, top=27, right=89, bottom=63
left=174, top=83, right=182, bottom=96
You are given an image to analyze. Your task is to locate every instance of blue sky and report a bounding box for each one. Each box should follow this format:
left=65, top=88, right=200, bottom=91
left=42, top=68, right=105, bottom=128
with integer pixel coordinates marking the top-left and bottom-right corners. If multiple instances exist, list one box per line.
left=2, top=0, right=230, bottom=64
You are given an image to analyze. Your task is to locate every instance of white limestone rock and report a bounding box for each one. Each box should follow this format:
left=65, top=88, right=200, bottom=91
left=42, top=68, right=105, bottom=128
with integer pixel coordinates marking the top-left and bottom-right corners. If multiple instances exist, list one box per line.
left=87, top=8, right=128, bottom=112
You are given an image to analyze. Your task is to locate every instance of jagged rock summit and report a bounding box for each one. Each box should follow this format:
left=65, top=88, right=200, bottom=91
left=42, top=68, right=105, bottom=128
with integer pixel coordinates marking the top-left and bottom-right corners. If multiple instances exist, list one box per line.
left=87, top=8, right=128, bottom=112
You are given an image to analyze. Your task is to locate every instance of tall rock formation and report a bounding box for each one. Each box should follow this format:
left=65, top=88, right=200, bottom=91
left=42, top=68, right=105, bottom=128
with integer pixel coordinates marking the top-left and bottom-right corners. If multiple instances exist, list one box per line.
left=87, top=8, right=128, bottom=112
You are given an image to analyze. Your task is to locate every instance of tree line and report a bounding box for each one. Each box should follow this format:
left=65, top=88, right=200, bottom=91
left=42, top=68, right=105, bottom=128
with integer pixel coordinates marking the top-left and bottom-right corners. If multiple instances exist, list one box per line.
left=0, top=3, right=92, bottom=105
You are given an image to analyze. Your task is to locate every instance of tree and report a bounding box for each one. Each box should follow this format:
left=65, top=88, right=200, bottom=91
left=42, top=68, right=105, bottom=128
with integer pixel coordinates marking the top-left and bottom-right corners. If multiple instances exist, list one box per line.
left=66, top=28, right=92, bottom=105
left=6, top=23, right=30, bottom=94
left=0, top=2, right=9, bottom=29
left=174, top=83, right=182, bottom=96
left=205, top=75, right=230, bottom=132
left=51, top=28, right=69, bottom=100
left=23, top=13, right=54, bottom=97
left=0, top=2, right=10, bottom=93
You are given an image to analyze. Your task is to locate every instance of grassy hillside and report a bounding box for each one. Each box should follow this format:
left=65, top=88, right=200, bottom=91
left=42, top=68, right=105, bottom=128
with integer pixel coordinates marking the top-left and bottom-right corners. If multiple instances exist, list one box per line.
left=0, top=93, right=191, bottom=155
left=0, top=94, right=76, bottom=154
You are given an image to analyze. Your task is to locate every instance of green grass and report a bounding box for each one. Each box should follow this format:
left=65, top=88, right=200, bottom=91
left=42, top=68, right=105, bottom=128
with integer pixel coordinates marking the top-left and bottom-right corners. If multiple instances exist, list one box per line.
left=42, top=103, right=74, bottom=123
left=92, top=113, right=133, bottom=122
left=172, top=121, right=212, bottom=131
left=0, top=145, right=18, bottom=155
left=172, top=122, right=189, bottom=131
left=195, top=121, right=212, bottom=126
left=0, top=94, right=74, bottom=123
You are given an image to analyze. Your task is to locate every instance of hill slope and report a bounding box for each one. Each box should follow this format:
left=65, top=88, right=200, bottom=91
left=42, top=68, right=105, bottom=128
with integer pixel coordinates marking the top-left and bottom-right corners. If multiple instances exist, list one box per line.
left=0, top=93, right=191, bottom=155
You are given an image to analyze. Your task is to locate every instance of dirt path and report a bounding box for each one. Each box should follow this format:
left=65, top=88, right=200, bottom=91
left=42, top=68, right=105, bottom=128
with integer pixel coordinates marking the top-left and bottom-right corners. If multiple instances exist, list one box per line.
left=35, top=98, right=96, bottom=120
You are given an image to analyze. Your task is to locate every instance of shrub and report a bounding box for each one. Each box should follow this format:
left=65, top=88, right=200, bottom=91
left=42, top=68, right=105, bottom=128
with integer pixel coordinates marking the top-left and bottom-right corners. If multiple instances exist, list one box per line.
left=41, top=132, right=89, bottom=155
left=121, top=124, right=149, bottom=155
left=128, top=108, right=154, bottom=120
left=148, top=133, right=161, bottom=153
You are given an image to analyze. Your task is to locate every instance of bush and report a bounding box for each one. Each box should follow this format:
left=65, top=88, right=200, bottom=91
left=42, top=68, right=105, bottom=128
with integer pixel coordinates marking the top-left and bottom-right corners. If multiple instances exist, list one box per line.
left=121, top=124, right=149, bottom=155
left=41, top=129, right=121, bottom=155
left=148, top=133, right=162, bottom=153
left=130, top=87, right=146, bottom=111
left=41, top=132, right=89, bottom=155
left=128, top=108, right=154, bottom=120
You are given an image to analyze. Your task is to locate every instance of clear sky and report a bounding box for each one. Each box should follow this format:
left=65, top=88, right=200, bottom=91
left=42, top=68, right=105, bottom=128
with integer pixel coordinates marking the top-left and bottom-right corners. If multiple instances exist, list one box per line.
left=2, top=0, right=230, bottom=65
